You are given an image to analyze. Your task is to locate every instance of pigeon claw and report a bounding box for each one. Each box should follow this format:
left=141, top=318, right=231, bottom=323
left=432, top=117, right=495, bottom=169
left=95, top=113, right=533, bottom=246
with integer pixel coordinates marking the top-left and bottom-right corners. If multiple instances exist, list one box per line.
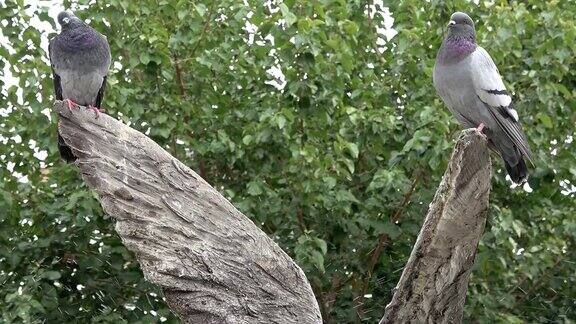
left=476, top=122, right=485, bottom=133
left=64, top=99, right=79, bottom=110
left=88, top=105, right=102, bottom=119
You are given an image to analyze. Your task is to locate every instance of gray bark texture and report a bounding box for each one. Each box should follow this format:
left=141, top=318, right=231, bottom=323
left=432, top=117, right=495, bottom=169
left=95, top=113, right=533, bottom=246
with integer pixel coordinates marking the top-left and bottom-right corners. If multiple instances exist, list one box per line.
left=380, top=129, right=492, bottom=324
left=54, top=101, right=322, bottom=324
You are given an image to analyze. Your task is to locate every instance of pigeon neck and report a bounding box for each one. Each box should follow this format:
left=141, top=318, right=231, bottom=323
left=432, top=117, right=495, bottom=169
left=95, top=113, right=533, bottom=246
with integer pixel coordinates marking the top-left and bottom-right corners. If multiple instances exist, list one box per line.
left=58, top=27, right=100, bottom=52
left=438, top=35, right=477, bottom=64
left=61, top=18, right=86, bottom=31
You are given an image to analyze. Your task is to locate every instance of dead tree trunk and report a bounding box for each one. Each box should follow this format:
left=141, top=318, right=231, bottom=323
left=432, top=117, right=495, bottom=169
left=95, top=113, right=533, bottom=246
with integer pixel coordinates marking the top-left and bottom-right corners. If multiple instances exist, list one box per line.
left=55, top=101, right=322, bottom=324
left=380, top=129, right=492, bottom=324
left=56, top=101, right=491, bottom=324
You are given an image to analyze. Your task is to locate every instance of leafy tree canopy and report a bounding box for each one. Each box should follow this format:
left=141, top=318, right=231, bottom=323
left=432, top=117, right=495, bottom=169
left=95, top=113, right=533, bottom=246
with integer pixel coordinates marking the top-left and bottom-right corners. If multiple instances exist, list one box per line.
left=0, top=0, right=574, bottom=322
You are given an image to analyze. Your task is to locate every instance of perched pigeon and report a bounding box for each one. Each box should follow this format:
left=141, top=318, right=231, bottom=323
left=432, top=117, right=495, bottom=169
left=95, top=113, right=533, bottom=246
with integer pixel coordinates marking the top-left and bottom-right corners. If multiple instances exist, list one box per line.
left=49, top=11, right=111, bottom=162
left=433, top=12, right=532, bottom=183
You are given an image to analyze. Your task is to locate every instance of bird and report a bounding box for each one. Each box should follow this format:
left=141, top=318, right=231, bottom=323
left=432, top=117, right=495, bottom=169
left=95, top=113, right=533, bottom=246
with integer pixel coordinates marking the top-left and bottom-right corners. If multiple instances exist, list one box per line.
left=433, top=12, right=532, bottom=184
left=49, top=11, right=111, bottom=162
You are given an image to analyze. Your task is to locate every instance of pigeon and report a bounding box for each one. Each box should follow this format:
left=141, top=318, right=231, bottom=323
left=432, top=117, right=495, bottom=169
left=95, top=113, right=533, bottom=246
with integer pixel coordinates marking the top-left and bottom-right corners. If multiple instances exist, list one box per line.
left=49, top=11, right=111, bottom=162
left=433, top=12, right=532, bottom=184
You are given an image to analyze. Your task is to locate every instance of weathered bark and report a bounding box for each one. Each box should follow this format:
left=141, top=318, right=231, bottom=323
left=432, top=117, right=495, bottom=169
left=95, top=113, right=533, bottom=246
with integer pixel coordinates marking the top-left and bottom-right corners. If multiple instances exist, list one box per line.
left=56, top=100, right=493, bottom=323
left=55, top=101, right=322, bottom=324
left=380, top=129, right=492, bottom=324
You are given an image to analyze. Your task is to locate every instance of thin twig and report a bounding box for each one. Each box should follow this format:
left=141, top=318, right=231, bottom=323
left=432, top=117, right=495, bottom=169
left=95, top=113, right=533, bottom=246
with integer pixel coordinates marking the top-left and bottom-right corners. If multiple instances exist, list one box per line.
left=367, top=171, right=421, bottom=276
left=511, top=256, right=563, bottom=309
left=188, top=1, right=217, bottom=59
left=171, top=52, right=186, bottom=97
left=354, top=170, right=421, bottom=322
left=296, top=207, right=306, bottom=232
left=365, top=0, right=387, bottom=64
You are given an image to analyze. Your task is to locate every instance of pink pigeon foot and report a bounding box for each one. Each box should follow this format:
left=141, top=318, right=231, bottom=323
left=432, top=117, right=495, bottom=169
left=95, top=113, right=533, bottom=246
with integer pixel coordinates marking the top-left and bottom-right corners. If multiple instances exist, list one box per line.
left=88, top=105, right=104, bottom=119
left=64, top=99, right=79, bottom=110
left=476, top=122, right=485, bottom=133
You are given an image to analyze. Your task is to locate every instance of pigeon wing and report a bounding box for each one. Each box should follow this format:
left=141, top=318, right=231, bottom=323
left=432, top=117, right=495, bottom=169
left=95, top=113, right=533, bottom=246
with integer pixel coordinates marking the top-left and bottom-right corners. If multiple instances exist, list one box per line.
left=471, top=47, right=533, bottom=164
left=48, top=39, right=63, bottom=100
left=94, top=76, right=107, bottom=108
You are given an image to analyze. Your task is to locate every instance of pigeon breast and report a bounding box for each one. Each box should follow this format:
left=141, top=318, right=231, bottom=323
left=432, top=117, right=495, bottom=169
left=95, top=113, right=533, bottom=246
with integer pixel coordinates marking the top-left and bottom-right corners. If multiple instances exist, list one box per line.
left=49, top=26, right=110, bottom=105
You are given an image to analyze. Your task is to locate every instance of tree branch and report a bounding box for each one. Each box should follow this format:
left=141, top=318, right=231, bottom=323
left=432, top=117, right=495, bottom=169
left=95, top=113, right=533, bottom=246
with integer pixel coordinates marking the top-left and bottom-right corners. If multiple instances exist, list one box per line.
left=380, top=129, right=492, bottom=324
left=55, top=101, right=322, bottom=324
left=368, top=172, right=421, bottom=277
left=188, top=1, right=217, bottom=59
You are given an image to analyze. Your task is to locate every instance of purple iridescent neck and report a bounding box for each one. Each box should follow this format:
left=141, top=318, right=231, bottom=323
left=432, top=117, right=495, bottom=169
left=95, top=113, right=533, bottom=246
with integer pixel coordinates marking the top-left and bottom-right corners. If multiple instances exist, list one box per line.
left=437, top=36, right=477, bottom=64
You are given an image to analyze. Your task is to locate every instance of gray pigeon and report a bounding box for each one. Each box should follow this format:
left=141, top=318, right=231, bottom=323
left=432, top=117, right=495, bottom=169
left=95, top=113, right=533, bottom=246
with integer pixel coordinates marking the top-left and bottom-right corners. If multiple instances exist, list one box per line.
left=49, top=11, right=111, bottom=162
left=433, top=12, right=532, bottom=183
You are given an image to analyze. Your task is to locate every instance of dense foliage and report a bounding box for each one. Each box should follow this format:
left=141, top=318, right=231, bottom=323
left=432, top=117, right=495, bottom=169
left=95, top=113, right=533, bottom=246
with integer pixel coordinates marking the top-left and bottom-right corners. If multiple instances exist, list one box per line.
left=1, top=0, right=574, bottom=322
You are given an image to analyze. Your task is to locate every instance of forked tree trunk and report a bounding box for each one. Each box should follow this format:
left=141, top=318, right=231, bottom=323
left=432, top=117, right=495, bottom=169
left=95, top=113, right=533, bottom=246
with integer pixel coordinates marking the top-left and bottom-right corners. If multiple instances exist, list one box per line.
left=55, top=102, right=491, bottom=324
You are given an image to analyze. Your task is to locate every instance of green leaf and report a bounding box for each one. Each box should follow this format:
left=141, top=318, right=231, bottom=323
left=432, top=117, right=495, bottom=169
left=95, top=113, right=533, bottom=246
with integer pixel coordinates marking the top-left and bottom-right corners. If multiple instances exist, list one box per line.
left=139, top=52, right=150, bottom=65
left=537, top=112, right=553, bottom=128
left=297, top=18, right=312, bottom=33
left=275, top=115, right=286, bottom=129
left=347, top=142, right=359, bottom=159
left=335, top=190, right=359, bottom=203
left=42, top=271, right=61, bottom=280
left=195, top=4, right=207, bottom=17
left=246, top=181, right=263, bottom=196
left=242, top=135, right=253, bottom=145
left=323, top=176, right=336, bottom=188
left=310, top=250, right=325, bottom=273
left=279, top=3, right=297, bottom=27
left=314, top=238, right=327, bottom=254
left=340, top=20, right=359, bottom=35
left=341, top=158, right=355, bottom=174
left=177, top=10, right=188, bottom=20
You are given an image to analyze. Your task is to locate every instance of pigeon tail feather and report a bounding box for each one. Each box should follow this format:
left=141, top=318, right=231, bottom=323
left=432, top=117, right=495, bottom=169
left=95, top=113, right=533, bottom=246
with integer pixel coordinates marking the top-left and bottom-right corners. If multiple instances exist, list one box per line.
left=58, top=132, right=76, bottom=163
left=504, top=154, right=528, bottom=184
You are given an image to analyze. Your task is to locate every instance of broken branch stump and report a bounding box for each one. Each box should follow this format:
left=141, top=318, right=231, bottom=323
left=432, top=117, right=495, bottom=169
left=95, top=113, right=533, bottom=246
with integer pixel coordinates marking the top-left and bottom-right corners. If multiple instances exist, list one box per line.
left=55, top=101, right=322, bottom=324
left=380, top=129, right=492, bottom=324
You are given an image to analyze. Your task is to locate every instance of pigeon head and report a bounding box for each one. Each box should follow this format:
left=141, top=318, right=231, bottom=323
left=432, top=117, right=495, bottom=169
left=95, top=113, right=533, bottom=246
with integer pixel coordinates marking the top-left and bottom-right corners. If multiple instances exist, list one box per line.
left=437, top=12, right=478, bottom=63
left=446, top=12, right=476, bottom=41
left=57, top=11, right=84, bottom=29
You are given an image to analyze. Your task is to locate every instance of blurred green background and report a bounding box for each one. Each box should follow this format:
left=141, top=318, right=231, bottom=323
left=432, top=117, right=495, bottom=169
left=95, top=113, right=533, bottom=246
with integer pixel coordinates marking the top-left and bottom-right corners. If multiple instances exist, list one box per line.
left=0, top=0, right=574, bottom=322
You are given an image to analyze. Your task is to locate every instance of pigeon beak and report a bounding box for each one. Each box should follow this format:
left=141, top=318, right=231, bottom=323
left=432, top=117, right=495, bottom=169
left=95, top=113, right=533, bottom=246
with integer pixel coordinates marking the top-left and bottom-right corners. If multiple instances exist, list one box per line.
left=448, top=20, right=456, bottom=27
